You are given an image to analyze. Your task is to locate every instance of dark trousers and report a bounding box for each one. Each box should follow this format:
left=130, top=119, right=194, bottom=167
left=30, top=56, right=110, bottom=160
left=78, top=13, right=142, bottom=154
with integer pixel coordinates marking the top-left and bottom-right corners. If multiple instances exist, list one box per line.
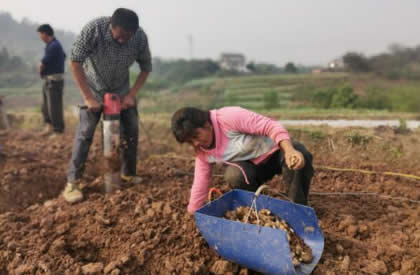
left=224, top=141, right=314, bottom=205
left=67, top=107, right=139, bottom=182
left=42, top=80, right=65, bottom=133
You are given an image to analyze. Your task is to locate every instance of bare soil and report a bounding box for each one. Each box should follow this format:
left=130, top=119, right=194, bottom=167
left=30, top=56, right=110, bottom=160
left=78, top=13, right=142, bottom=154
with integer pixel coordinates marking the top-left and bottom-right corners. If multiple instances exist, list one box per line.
left=0, top=121, right=419, bottom=275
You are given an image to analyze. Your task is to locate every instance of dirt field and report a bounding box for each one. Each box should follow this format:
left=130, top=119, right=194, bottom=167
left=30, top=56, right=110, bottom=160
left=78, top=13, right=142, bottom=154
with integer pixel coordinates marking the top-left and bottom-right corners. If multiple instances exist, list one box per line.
left=0, top=117, right=419, bottom=274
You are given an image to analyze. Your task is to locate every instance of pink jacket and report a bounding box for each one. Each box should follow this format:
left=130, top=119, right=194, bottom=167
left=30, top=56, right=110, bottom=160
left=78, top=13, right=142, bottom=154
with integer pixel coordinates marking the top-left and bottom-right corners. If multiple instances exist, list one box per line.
left=188, top=107, right=290, bottom=213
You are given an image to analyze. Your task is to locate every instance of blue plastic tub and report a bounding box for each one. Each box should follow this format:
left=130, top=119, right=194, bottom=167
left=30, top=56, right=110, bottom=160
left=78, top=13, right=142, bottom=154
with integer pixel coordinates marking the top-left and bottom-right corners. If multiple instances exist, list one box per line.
left=195, top=189, right=324, bottom=275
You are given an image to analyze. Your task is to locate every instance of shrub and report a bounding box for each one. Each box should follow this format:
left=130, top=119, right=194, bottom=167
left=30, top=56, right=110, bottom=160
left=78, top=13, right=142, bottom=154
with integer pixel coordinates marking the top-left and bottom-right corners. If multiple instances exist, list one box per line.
left=346, top=132, right=372, bottom=146
left=394, top=119, right=411, bottom=135
left=312, top=86, right=358, bottom=109
left=330, top=86, right=358, bottom=108
left=356, top=88, right=390, bottom=110
left=263, top=90, right=279, bottom=109
left=313, top=88, right=335, bottom=108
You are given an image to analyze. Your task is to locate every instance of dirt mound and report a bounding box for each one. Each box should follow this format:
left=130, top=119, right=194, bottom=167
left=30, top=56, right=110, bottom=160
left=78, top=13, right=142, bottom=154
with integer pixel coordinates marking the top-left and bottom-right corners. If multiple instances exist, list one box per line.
left=0, top=130, right=102, bottom=214
left=0, top=127, right=419, bottom=274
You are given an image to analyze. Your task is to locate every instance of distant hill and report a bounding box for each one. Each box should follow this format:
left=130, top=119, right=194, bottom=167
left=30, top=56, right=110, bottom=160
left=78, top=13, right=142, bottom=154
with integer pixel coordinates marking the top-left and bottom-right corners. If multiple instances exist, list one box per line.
left=0, top=11, right=76, bottom=65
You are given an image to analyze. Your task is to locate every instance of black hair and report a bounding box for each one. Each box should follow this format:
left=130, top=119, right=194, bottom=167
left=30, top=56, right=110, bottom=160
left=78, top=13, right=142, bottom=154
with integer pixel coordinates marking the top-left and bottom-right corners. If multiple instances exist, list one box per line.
left=37, top=24, right=54, bottom=36
left=171, top=107, right=211, bottom=143
left=111, top=8, right=139, bottom=33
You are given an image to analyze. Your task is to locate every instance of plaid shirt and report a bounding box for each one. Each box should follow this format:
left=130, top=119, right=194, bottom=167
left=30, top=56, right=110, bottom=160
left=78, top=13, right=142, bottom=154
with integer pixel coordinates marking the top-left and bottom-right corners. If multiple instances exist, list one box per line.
left=71, top=17, right=152, bottom=101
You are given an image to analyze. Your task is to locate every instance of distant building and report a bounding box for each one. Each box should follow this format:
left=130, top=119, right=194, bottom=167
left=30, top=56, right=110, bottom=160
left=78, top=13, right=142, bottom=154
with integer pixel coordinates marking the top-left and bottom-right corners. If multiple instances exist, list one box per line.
left=219, top=53, right=248, bottom=72
left=311, top=68, right=322, bottom=74
left=327, top=58, right=344, bottom=71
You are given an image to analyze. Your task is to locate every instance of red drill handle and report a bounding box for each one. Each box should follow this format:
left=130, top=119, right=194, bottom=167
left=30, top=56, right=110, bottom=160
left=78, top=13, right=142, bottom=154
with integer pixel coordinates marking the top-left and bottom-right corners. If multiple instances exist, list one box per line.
left=103, top=93, right=121, bottom=116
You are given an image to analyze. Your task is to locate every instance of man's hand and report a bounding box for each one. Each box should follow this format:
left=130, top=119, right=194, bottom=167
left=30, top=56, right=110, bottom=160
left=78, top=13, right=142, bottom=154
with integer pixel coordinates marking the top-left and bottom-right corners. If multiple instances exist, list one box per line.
left=125, top=71, right=149, bottom=108
left=84, top=96, right=101, bottom=112
left=71, top=61, right=101, bottom=112
left=121, top=93, right=136, bottom=109
left=38, top=63, right=45, bottom=73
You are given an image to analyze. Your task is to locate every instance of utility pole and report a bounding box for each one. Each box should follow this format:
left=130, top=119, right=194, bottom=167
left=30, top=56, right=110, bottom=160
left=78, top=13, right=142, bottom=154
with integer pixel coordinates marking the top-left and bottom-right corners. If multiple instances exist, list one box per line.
left=188, top=34, right=193, bottom=60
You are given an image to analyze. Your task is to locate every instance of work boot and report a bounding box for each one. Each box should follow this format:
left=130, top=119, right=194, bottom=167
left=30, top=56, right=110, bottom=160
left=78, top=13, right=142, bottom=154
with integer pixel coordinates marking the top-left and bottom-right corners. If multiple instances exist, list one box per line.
left=121, top=174, right=143, bottom=184
left=41, top=124, right=53, bottom=136
left=62, top=182, right=83, bottom=203
left=0, top=144, right=5, bottom=160
left=48, top=132, right=62, bottom=140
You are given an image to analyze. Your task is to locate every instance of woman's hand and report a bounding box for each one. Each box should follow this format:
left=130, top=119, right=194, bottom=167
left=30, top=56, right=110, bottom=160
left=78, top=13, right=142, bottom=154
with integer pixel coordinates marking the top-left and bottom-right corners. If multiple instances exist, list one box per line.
left=284, top=149, right=305, bottom=170
left=279, top=140, right=305, bottom=170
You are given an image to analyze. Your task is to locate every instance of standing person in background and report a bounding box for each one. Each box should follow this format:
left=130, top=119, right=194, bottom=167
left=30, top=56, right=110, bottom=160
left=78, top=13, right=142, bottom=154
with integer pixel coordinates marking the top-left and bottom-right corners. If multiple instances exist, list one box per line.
left=0, top=96, right=7, bottom=155
left=0, top=96, right=9, bottom=130
left=63, top=8, right=152, bottom=203
left=37, top=24, right=66, bottom=135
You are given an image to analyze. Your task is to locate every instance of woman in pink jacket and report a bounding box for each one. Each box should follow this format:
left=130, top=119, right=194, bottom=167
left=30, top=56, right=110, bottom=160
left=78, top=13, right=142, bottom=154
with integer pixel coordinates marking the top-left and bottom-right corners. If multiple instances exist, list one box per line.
left=171, top=106, right=314, bottom=214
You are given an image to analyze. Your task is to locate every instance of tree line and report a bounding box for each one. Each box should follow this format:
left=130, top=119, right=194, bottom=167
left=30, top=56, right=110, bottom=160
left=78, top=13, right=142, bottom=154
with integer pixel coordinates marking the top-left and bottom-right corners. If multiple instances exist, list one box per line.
left=0, top=47, right=32, bottom=73
left=343, top=43, right=420, bottom=80
left=0, top=47, right=37, bottom=88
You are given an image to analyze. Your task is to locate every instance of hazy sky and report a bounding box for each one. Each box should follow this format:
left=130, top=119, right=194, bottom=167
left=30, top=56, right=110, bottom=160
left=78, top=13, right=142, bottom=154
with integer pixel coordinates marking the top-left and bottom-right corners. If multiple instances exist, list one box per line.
left=2, top=0, right=420, bottom=66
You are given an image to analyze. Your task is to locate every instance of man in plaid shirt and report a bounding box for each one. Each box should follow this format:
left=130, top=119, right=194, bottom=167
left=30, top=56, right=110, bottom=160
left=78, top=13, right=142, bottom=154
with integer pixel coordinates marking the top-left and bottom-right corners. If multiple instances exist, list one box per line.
left=64, top=8, right=152, bottom=203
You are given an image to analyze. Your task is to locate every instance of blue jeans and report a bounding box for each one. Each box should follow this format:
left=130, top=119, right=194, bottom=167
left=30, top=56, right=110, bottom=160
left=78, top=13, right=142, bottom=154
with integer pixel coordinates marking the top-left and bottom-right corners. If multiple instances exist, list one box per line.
left=67, top=107, right=139, bottom=182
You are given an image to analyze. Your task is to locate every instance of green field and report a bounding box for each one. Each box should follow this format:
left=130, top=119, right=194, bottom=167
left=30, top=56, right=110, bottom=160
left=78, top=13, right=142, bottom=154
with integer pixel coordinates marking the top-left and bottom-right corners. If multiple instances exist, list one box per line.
left=137, top=72, right=420, bottom=119
left=3, top=72, right=420, bottom=120
left=0, top=83, right=81, bottom=110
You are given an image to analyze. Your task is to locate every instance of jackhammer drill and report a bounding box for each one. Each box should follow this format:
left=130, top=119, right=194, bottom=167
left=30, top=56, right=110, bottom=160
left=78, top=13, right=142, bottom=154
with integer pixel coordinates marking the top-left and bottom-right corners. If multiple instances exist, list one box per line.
left=103, top=93, right=121, bottom=193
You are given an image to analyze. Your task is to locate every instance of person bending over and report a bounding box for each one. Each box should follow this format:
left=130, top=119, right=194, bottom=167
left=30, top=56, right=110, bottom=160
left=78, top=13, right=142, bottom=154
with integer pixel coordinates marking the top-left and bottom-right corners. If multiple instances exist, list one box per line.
left=171, top=106, right=314, bottom=214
